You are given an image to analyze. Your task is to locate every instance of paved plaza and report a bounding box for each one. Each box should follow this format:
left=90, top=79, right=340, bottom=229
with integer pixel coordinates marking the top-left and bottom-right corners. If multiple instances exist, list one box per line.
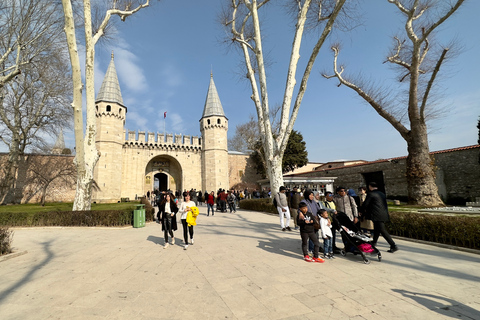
left=0, top=206, right=479, bottom=319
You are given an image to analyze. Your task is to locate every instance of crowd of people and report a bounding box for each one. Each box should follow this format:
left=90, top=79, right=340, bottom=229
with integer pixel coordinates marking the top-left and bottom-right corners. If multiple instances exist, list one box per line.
left=274, top=183, right=398, bottom=262
left=146, top=183, right=398, bottom=261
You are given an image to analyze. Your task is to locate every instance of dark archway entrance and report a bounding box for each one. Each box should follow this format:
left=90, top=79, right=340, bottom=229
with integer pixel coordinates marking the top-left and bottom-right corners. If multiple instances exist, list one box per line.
left=154, top=173, right=168, bottom=191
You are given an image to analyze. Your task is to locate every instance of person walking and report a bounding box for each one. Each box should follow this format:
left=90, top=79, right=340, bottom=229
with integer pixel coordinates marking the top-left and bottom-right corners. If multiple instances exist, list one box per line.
left=274, top=186, right=291, bottom=231
left=319, top=209, right=334, bottom=259
left=361, top=182, right=398, bottom=253
left=158, top=193, right=178, bottom=249
left=227, top=190, right=237, bottom=213
left=179, top=193, right=196, bottom=250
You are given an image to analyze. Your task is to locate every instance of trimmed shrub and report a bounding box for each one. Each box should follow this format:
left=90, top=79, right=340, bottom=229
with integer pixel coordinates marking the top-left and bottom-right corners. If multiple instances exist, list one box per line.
left=140, top=196, right=155, bottom=221
left=388, top=212, right=480, bottom=250
left=0, top=227, right=13, bottom=256
left=0, top=210, right=133, bottom=227
left=239, top=198, right=277, bottom=215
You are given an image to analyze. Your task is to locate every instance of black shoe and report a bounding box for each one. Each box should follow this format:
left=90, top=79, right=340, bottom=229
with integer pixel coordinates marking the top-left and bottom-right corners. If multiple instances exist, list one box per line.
left=387, top=246, right=398, bottom=253
left=286, top=226, right=292, bottom=231
left=282, top=228, right=286, bottom=231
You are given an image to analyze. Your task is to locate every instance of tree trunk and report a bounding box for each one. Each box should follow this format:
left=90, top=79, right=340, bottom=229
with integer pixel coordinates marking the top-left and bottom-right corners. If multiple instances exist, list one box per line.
left=406, top=123, right=444, bottom=207
left=266, top=156, right=284, bottom=199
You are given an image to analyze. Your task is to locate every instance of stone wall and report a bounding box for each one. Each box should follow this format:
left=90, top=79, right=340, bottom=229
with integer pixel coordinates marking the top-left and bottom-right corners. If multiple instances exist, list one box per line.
left=0, top=153, right=76, bottom=204
left=293, top=145, right=480, bottom=204
left=228, top=153, right=262, bottom=190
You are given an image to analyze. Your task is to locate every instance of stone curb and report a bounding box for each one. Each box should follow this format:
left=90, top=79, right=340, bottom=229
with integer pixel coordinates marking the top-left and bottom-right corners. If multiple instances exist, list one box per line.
left=393, top=235, right=480, bottom=255
left=0, top=250, right=28, bottom=263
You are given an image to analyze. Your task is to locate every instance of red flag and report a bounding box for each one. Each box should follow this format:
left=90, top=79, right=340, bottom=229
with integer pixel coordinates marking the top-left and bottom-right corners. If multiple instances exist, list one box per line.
left=164, top=111, right=167, bottom=119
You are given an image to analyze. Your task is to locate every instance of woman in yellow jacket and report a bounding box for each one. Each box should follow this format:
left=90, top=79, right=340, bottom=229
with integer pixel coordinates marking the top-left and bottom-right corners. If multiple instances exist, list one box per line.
left=178, top=193, right=196, bottom=250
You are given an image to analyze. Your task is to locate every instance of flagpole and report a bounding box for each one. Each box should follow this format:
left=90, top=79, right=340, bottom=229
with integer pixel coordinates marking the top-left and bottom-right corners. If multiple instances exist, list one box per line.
left=163, top=111, right=166, bottom=138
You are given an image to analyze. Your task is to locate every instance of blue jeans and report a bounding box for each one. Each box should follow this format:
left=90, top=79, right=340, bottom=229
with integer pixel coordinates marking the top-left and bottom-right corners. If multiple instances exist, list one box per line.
left=323, top=236, right=332, bottom=254
left=207, top=203, right=214, bottom=215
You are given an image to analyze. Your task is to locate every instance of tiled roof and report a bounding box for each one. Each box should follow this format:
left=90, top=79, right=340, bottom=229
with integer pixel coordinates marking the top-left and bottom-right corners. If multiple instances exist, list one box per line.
left=287, top=144, right=480, bottom=176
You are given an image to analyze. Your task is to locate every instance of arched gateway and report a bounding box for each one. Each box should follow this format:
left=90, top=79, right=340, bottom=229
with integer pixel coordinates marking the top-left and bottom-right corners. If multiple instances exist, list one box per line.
left=92, top=54, right=229, bottom=203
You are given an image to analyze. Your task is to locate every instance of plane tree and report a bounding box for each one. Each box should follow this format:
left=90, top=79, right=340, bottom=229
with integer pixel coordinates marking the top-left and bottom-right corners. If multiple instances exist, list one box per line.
left=60, top=0, right=154, bottom=210
left=323, top=0, right=466, bottom=206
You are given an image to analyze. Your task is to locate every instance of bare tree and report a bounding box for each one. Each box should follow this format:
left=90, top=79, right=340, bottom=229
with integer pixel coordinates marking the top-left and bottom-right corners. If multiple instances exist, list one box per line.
left=0, top=0, right=72, bottom=204
left=222, top=0, right=349, bottom=197
left=25, top=154, right=76, bottom=206
left=228, top=104, right=281, bottom=152
left=323, top=0, right=466, bottom=206
left=61, top=0, right=154, bottom=210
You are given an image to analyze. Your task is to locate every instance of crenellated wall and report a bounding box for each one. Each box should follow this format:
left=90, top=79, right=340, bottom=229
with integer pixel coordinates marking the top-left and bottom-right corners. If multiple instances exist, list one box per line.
left=125, top=130, right=202, bottom=149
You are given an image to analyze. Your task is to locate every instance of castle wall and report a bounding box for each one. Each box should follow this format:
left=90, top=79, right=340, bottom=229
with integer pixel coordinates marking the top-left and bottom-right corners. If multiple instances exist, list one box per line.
left=228, top=153, right=262, bottom=190
left=294, top=145, right=480, bottom=204
left=120, top=132, right=203, bottom=200
left=0, top=154, right=76, bottom=204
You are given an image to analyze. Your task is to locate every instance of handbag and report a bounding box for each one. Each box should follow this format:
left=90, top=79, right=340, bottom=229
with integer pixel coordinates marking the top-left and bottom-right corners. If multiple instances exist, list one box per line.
left=313, top=215, right=320, bottom=231
left=360, top=217, right=374, bottom=230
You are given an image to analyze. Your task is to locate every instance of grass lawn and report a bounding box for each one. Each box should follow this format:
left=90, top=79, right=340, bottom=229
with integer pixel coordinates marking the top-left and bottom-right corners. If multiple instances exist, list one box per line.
left=0, top=201, right=142, bottom=213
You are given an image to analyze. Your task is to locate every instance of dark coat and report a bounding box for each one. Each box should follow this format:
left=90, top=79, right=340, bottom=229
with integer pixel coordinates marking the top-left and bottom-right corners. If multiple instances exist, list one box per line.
left=159, top=200, right=179, bottom=231
left=361, top=190, right=390, bottom=222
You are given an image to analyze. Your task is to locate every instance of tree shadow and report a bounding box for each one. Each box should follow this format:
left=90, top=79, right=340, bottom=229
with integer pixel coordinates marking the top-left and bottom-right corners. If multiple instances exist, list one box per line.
left=392, top=289, right=480, bottom=319
left=0, top=240, right=55, bottom=304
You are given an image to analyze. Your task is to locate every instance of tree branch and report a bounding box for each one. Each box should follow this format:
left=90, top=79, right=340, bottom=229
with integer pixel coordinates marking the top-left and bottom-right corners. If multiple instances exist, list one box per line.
left=420, top=47, right=448, bottom=121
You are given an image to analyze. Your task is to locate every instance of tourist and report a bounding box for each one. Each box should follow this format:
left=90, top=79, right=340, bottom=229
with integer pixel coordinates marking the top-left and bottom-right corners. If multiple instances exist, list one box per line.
left=205, top=191, right=215, bottom=216
left=179, top=193, right=196, bottom=250
left=289, top=186, right=301, bottom=230
left=333, top=187, right=358, bottom=223
left=158, top=193, right=178, bottom=249
left=361, top=182, right=398, bottom=253
left=297, top=202, right=324, bottom=263
left=274, top=186, right=291, bottom=231
left=324, top=191, right=340, bottom=253
left=227, top=190, right=237, bottom=213
left=218, top=189, right=227, bottom=212
left=319, top=209, right=334, bottom=259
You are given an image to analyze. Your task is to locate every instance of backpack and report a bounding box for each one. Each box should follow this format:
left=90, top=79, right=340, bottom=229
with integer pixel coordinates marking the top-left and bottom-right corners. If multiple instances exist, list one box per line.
left=273, top=196, right=278, bottom=208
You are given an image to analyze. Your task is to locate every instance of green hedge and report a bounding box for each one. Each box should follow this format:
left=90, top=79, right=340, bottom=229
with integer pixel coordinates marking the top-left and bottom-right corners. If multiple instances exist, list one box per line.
left=388, top=212, right=480, bottom=250
left=0, top=210, right=134, bottom=227
left=239, top=198, right=277, bottom=214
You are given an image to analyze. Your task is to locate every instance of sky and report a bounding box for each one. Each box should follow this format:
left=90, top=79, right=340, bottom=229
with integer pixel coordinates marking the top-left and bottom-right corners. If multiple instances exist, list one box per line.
left=63, top=0, right=479, bottom=163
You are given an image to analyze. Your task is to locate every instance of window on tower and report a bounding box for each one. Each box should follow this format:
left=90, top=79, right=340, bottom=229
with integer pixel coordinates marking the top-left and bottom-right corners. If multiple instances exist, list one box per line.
left=217, top=119, right=221, bottom=124
left=106, top=105, right=111, bottom=112
left=207, top=119, right=210, bottom=125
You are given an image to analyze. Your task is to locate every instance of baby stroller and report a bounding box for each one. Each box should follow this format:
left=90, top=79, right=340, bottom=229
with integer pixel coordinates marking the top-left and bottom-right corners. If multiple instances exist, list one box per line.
left=333, top=212, right=381, bottom=264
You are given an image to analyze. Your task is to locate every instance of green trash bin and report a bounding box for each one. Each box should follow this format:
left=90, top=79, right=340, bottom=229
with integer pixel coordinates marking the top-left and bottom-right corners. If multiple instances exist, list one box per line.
left=133, top=204, right=145, bottom=228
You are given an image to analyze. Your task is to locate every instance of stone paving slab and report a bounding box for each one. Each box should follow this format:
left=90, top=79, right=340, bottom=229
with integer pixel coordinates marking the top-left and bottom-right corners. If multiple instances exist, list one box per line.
left=0, top=206, right=479, bottom=319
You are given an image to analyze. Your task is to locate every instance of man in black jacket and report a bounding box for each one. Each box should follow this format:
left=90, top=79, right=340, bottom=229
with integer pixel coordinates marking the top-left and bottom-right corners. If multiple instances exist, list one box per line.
left=362, top=182, right=398, bottom=253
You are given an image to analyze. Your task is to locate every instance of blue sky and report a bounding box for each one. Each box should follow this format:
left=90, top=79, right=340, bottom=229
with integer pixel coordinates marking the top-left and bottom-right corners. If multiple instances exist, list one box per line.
left=68, top=0, right=479, bottom=163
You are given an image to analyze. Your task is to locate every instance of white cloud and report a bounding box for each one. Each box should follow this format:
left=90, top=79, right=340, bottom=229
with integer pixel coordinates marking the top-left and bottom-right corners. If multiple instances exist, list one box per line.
left=127, top=111, right=148, bottom=129
left=155, top=112, right=186, bottom=135
left=112, top=47, right=148, bottom=93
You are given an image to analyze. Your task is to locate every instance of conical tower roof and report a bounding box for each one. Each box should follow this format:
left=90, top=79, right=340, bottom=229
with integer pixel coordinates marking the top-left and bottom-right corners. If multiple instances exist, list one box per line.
left=201, top=73, right=226, bottom=119
left=96, top=52, right=124, bottom=107
left=53, top=130, right=65, bottom=150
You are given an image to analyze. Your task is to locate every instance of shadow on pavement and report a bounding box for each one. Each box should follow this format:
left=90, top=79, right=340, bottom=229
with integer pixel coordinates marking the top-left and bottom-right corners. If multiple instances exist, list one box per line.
left=0, top=240, right=55, bottom=304
left=392, top=289, right=480, bottom=319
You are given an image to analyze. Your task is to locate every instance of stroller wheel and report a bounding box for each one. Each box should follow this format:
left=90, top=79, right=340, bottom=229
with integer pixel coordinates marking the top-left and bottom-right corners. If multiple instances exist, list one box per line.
left=340, top=250, right=346, bottom=256
left=363, top=258, right=370, bottom=264
left=378, top=254, right=382, bottom=262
